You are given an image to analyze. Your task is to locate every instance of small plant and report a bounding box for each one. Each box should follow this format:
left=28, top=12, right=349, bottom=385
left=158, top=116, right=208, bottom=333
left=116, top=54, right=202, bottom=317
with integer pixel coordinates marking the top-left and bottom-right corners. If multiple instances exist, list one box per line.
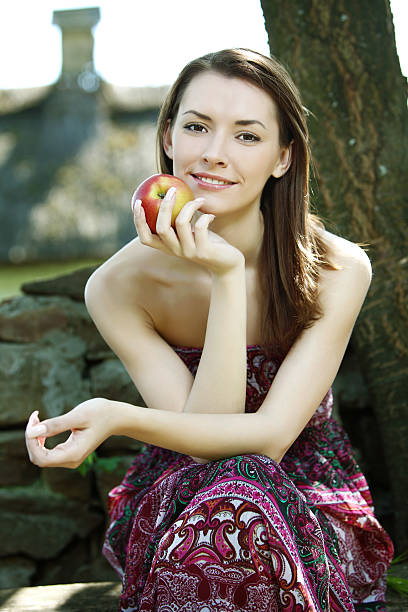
left=387, top=549, right=408, bottom=596
left=76, top=451, right=122, bottom=476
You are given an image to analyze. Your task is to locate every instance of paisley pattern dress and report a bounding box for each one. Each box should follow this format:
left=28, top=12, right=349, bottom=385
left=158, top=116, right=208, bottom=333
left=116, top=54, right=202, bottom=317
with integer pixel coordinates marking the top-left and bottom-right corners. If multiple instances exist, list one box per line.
left=103, top=344, right=393, bottom=611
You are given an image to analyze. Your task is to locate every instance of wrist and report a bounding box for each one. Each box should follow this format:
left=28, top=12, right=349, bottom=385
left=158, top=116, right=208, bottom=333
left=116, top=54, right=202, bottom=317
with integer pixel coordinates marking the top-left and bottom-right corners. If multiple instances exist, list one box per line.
left=98, top=398, right=117, bottom=439
left=211, top=256, right=245, bottom=280
left=107, top=400, right=143, bottom=438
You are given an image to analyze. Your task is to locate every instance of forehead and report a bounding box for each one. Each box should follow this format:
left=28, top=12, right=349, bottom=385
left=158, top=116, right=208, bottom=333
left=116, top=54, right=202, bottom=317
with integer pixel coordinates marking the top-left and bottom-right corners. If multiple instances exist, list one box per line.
left=178, top=71, right=278, bottom=123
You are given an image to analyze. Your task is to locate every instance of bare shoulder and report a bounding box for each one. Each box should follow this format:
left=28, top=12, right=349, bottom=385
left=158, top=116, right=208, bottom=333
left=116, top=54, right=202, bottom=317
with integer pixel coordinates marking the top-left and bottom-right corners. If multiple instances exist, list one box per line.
left=320, top=230, right=372, bottom=288
left=86, top=237, right=169, bottom=304
left=314, top=230, right=372, bottom=327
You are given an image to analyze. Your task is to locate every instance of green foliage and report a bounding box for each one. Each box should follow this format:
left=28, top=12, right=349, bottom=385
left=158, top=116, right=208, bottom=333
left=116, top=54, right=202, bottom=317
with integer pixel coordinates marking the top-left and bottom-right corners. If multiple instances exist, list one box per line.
left=387, top=575, right=408, bottom=596
left=387, top=550, right=408, bottom=596
left=76, top=451, right=122, bottom=476
left=391, top=550, right=408, bottom=564
left=94, top=456, right=122, bottom=473
left=76, top=451, right=97, bottom=476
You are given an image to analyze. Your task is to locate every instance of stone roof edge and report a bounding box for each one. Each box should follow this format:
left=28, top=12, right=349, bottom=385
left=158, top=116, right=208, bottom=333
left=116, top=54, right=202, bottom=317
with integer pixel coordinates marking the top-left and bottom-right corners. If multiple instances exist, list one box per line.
left=100, top=81, right=170, bottom=111
left=0, top=81, right=171, bottom=115
left=0, top=85, right=54, bottom=115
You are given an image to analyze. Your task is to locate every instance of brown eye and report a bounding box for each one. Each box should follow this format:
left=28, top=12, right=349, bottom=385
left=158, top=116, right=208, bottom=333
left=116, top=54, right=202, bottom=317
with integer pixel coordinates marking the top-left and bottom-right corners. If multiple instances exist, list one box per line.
left=184, top=123, right=207, bottom=133
left=238, top=132, right=260, bottom=143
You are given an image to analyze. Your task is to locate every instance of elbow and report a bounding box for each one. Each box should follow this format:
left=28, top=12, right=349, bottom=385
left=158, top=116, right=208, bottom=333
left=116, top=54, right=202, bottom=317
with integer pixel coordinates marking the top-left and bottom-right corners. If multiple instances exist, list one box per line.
left=274, top=445, right=291, bottom=464
left=258, top=418, right=293, bottom=464
left=259, top=445, right=288, bottom=464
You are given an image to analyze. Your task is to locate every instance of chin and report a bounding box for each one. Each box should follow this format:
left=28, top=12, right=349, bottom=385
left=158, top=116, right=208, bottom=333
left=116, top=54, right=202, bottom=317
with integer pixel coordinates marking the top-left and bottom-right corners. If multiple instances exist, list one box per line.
left=194, top=203, right=214, bottom=217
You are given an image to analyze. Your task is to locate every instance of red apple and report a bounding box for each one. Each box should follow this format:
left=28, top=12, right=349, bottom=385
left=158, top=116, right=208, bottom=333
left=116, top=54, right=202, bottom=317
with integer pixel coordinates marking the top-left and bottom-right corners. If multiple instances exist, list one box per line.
left=134, top=174, right=194, bottom=234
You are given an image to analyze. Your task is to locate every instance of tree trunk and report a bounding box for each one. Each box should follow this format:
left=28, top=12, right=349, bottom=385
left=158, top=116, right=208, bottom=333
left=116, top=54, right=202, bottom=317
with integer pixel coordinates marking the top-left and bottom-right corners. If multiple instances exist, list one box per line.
left=260, top=0, right=408, bottom=549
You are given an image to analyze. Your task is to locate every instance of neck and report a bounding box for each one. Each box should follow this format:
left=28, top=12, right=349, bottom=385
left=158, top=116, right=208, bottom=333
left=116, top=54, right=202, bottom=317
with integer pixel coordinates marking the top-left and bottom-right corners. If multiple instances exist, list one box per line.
left=204, top=205, right=265, bottom=269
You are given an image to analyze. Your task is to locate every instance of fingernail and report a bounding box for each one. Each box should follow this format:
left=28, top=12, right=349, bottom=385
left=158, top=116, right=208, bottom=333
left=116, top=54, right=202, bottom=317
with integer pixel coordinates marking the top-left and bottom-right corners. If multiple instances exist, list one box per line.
left=30, top=424, right=47, bottom=437
left=167, top=187, right=177, bottom=198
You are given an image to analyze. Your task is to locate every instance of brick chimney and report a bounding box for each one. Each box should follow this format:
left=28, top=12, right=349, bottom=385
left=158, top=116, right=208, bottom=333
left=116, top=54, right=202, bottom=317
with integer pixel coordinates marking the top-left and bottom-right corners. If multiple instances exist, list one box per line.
left=52, top=7, right=101, bottom=91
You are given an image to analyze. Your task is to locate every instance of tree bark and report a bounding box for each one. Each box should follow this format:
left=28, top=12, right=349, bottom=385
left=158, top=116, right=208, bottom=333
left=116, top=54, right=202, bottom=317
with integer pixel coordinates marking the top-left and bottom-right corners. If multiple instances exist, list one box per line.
left=260, top=0, right=408, bottom=549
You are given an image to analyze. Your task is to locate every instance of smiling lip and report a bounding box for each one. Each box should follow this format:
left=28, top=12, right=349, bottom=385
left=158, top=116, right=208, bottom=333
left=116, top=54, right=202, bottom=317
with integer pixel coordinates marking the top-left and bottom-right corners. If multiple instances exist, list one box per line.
left=191, top=173, right=237, bottom=190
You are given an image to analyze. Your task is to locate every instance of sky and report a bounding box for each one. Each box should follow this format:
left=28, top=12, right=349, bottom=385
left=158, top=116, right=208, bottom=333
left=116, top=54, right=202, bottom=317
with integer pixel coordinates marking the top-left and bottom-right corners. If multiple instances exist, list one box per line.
left=0, top=0, right=407, bottom=90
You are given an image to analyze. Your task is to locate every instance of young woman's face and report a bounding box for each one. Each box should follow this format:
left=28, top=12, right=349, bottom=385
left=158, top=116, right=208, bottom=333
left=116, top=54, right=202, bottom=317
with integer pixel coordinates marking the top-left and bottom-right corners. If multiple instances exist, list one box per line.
left=163, top=71, right=292, bottom=217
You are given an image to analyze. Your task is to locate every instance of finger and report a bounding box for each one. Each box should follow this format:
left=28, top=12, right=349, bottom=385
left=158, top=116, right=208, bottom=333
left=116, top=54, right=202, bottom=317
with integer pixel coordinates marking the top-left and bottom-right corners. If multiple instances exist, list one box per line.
left=25, top=430, right=49, bottom=466
left=26, top=411, right=78, bottom=441
left=133, top=199, right=154, bottom=243
left=134, top=195, right=180, bottom=255
left=28, top=443, right=74, bottom=469
left=25, top=411, right=86, bottom=468
left=131, top=190, right=139, bottom=212
left=193, top=213, right=216, bottom=253
left=175, top=199, right=205, bottom=255
left=25, top=411, right=44, bottom=460
left=26, top=412, right=37, bottom=443
left=155, top=188, right=181, bottom=252
left=27, top=410, right=40, bottom=427
left=39, top=430, right=100, bottom=469
left=26, top=430, right=81, bottom=469
left=156, top=186, right=176, bottom=230
left=36, top=438, right=81, bottom=469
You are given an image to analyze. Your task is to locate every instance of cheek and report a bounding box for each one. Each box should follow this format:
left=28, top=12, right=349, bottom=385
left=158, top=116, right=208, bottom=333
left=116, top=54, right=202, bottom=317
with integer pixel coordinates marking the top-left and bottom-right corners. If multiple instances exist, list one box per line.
left=244, top=156, right=274, bottom=185
left=174, top=141, right=204, bottom=172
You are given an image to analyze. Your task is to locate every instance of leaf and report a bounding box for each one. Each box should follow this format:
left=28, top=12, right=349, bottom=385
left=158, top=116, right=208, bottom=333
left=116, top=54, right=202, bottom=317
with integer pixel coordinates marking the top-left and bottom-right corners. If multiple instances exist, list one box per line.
left=95, top=456, right=121, bottom=473
left=391, top=549, right=408, bottom=565
left=76, top=451, right=98, bottom=477
left=74, top=452, right=123, bottom=475
left=387, top=574, right=408, bottom=596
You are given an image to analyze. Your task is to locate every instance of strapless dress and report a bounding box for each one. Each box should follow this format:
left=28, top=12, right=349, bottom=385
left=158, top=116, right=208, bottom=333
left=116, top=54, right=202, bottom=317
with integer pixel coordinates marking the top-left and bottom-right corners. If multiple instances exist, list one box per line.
left=103, top=344, right=393, bottom=612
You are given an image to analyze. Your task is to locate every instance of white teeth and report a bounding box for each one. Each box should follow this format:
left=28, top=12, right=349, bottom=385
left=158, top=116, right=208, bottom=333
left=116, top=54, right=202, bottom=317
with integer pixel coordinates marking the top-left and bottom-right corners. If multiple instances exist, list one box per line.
left=198, top=176, right=231, bottom=185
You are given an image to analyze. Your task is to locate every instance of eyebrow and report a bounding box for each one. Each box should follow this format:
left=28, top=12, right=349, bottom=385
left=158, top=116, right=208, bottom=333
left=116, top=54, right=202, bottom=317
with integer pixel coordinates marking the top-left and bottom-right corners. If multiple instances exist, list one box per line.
left=182, top=109, right=267, bottom=130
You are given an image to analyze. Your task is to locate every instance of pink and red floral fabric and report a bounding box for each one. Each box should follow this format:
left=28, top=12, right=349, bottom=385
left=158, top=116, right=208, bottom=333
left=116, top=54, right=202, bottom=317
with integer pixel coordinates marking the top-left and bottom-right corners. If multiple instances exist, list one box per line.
left=103, top=344, right=393, bottom=611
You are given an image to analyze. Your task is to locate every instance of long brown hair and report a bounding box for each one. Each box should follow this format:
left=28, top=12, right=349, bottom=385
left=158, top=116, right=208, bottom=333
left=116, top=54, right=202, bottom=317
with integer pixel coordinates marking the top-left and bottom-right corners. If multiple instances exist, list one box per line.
left=156, top=48, right=336, bottom=358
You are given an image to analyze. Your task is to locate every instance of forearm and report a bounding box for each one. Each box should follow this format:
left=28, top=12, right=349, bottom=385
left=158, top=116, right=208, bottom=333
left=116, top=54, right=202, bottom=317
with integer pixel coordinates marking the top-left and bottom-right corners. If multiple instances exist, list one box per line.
left=184, top=262, right=247, bottom=414
left=110, top=400, right=283, bottom=462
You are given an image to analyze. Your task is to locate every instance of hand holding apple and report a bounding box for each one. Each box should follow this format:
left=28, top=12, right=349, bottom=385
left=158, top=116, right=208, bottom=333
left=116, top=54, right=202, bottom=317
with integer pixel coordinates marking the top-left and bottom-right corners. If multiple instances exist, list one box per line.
left=132, top=175, right=244, bottom=274
left=133, top=174, right=194, bottom=234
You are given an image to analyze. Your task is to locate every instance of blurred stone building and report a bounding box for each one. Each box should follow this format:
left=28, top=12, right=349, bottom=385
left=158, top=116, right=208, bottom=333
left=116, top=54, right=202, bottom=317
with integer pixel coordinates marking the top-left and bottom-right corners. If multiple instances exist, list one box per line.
left=0, top=7, right=169, bottom=263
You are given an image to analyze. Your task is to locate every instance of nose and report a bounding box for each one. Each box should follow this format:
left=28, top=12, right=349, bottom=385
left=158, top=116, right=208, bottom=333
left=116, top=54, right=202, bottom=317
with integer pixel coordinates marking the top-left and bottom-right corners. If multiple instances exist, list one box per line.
left=201, top=134, right=228, bottom=167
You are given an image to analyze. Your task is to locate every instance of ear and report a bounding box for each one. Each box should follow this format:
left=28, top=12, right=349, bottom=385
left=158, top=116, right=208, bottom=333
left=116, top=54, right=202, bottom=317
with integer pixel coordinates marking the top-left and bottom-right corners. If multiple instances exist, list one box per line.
left=163, top=119, right=174, bottom=160
left=271, top=140, right=293, bottom=178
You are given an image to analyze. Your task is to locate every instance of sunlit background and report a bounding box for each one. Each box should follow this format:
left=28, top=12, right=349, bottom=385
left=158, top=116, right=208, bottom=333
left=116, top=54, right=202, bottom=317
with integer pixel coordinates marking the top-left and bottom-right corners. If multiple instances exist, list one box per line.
left=0, top=0, right=271, bottom=89
left=0, top=0, right=406, bottom=90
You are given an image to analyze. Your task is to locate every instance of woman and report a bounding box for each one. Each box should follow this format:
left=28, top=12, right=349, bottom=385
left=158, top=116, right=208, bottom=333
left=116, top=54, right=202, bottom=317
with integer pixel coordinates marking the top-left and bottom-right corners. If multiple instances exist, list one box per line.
left=26, top=48, right=393, bottom=611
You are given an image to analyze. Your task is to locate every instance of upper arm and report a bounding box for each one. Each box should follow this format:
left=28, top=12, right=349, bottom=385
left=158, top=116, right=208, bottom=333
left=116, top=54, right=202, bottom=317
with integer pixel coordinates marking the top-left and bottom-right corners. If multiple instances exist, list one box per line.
left=258, top=240, right=372, bottom=458
left=84, top=252, right=194, bottom=413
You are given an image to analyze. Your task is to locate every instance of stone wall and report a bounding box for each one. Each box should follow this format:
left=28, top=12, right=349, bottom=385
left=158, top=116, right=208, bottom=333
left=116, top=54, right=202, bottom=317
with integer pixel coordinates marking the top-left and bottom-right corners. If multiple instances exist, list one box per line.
left=0, top=267, right=393, bottom=588
left=0, top=267, right=145, bottom=588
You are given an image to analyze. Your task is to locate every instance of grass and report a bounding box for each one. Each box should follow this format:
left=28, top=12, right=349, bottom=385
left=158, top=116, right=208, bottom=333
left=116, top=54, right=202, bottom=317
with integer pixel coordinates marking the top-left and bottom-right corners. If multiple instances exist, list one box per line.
left=0, top=259, right=104, bottom=302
